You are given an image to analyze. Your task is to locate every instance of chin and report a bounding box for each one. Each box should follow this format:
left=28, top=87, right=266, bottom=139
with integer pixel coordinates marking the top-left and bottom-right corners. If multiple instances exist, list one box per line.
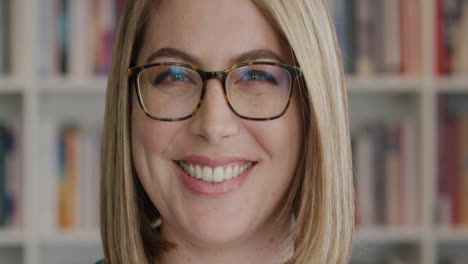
left=179, top=213, right=254, bottom=248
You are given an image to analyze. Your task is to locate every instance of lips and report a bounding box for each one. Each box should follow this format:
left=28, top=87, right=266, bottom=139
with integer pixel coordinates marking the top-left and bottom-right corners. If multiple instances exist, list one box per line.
left=177, top=160, right=255, bottom=183
left=174, top=155, right=257, bottom=196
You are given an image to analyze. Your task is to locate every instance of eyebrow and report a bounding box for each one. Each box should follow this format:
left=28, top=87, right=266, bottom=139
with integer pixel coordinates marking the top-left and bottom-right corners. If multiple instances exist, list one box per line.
left=145, top=48, right=287, bottom=66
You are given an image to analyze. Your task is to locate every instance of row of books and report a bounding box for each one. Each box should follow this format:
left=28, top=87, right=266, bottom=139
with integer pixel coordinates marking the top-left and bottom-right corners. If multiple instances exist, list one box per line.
left=37, top=0, right=127, bottom=77
left=437, top=96, right=468, bottom=226
left=0, top=121, right=21, bottom=228
left=436, top=0, right=468, bottom=75
left=328, top=0, right=421, bottom=75
left=352, top=118, right=419, bottom=227
left=0, top=0, right=11, bottom=73
left=41, top=121, right=101, bottom=230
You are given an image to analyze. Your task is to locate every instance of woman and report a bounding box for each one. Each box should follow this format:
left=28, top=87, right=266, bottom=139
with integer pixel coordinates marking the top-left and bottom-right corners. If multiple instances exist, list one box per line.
left=99, top=0, right=354, bottom=263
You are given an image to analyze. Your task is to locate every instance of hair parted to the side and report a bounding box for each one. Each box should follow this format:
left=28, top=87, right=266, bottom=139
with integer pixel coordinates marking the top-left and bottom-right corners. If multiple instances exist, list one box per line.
left=100, top=0, right=354, bottom=263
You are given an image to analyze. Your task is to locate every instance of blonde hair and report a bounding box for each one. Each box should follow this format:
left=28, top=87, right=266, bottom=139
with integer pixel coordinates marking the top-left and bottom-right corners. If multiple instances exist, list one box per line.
left=100, top=0, right=354, bottom=263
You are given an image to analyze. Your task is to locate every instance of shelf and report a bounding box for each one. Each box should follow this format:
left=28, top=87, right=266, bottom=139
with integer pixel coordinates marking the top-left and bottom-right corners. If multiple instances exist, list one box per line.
left=38, top=76, right=108, bottom=93
left=435, top=77, right=468, bottom=92
left=0, top=76, right=24, bottom=93
left=436, top=228, right=468, bottom=242
left=355, top=227, right=423, bottom=243
left=346, top=75, right=422, bottom=92
left=38, top=230, right=101, bottom=245
left=0, top=230, right=24, bottom=246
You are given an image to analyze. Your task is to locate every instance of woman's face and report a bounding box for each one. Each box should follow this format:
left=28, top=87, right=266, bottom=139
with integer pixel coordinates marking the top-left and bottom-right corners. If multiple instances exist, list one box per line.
left=132, top=0, right=303, bottom=248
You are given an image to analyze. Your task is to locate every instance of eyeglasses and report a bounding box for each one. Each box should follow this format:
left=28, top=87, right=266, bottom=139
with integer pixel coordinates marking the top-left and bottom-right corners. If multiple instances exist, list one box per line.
left=128, top=61, right=302, bottom=121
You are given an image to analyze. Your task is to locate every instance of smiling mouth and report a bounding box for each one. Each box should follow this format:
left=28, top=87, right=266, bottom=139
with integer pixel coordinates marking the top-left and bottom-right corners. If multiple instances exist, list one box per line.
left=176, top=161, right=256, bottom=183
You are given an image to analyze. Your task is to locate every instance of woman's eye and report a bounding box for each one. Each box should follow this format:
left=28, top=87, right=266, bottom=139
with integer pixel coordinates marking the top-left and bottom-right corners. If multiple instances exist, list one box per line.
left=239, top=70, right=278, bottom=84
left=153, top=70, right=192, bottom=85
left=168, top=73, right=187, bottom=81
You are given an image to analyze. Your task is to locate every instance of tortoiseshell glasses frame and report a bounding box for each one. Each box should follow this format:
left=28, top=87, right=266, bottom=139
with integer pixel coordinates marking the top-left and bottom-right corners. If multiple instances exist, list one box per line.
left=128, top=61, right=302, bottom=121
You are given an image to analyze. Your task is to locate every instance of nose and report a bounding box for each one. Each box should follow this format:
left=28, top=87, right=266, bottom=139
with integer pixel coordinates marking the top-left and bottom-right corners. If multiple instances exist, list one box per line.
left=188, top=78, right=239, bottom=144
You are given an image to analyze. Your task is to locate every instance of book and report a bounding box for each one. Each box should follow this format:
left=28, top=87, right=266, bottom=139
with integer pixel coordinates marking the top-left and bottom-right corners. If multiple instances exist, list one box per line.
left=0, top=121, right=21, bottom=228
left=58, top=0, right=70, bottom=74
left=37, top=0, right=57, bottom=77
left=383, top=0, right=401, bottom=73
left=354, top=0, right=374, bottom=74
left=328, top=0, right=355, bottom=73
left=355, top=126, right=374, bottom=226
left=436, top=0, right=468, bottom=75
left=386, top=121, right=400, bottom=226
left=40, top=119, right=59, bottom=231
left=400, top=0, right=422, bottom=75
left=436, top=0, right=450, bottom=75
left=401, top=117, right=419, bottom=226
left=70, top=0, right=92, bottom=76
left=453, top=3, right=468, bottom=74
left=0, top=0, right=11, bottom=73
left=458, top=115, right=468, bottom=225
left=437, top=95, right=468, bottom=227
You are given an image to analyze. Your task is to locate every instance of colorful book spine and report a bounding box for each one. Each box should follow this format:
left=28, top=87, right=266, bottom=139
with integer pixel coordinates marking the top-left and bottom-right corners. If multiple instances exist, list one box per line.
left=0, top=122, right=22, bottom=228
left=437, top=95, right=468, bottom=227
left=436, top=0, right=468, bottom=75
left=45, top=122, right=101, bottom=230
left=58, top=0, right=70, bottom=74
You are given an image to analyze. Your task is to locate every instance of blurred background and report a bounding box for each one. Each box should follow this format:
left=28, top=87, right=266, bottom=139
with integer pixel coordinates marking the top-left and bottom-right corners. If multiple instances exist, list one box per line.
left=0, top=0, right=467, bottom=263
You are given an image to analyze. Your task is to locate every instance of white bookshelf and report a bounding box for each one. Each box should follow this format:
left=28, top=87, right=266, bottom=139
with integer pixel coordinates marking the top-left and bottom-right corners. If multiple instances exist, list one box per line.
left=0, top=0, right=467, bottom=263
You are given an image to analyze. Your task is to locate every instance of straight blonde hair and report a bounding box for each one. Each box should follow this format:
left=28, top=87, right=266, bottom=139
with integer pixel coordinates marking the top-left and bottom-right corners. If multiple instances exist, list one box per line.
left=100, top=1, right=354, bottom=263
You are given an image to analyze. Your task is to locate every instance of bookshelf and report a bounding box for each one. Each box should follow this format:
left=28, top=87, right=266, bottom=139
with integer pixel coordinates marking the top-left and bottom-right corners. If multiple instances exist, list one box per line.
left=0, top=0, right=467, bottom=263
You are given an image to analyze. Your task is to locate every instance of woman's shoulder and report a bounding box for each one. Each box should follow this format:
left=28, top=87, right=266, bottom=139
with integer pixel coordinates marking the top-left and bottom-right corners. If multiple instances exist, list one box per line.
left=95, top=259, right=105, bottom=264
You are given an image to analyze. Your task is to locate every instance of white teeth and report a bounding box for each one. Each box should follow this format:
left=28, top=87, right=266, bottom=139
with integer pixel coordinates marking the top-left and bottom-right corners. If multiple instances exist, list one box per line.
left=195, top=165, right=202, bottom=179
left=233, top=165, right=240, bottom=178
left=202, top=166, right=213, bottom=182
left=224, top=166, right=233, bottom=180
left=178, top=161, right=254, bottom=183
left=213, top=167, right=224, bottom=182
left=188, top=164, right=195, bottom=177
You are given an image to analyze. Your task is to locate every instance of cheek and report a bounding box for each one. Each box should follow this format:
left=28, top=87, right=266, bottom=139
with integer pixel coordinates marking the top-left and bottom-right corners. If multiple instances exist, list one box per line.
left=245, top=97, right=303, bottom=193
left=247, top=98, right=303, bottom=161
left=131, top=90, right=184, bottom=159
left=132, top=114, right=166, bottom=162
left=130, top=104, right=183, bottom=195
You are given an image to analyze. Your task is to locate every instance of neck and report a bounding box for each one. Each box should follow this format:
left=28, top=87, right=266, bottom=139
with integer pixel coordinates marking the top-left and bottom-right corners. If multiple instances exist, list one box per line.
left=157, top=216, right=293, bottom=264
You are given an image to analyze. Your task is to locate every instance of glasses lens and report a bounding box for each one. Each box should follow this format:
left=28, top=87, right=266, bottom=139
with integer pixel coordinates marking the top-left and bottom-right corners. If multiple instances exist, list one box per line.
left=138, top=65, right=203, bottom=119
left=226, top=64, right=292, bottom=119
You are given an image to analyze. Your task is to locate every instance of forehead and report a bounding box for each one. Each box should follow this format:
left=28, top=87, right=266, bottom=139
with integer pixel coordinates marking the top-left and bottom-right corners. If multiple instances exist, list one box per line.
left=138, top=0, right=292, bottom=69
